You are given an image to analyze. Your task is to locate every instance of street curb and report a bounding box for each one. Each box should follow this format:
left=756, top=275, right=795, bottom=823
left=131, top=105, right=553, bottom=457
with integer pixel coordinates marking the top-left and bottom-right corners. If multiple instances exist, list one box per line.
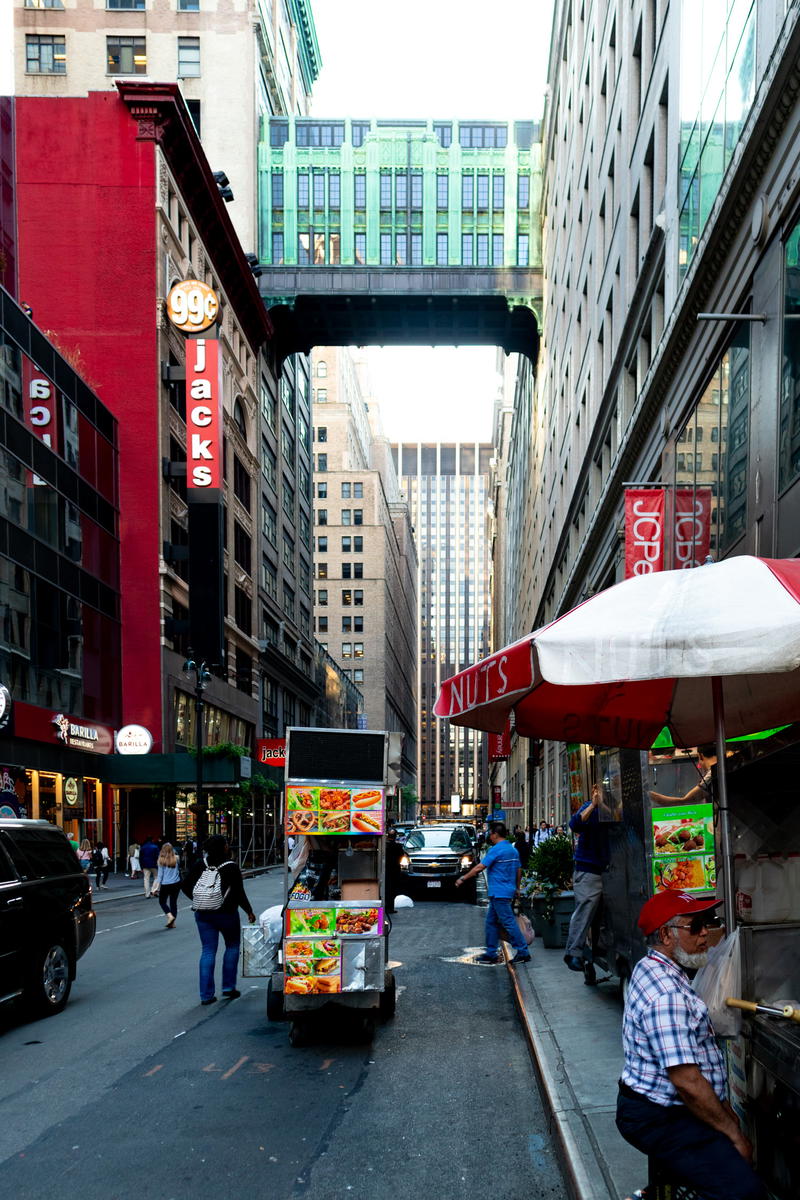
left=90, top=864, right=280, bottom=904
left=503, top=945, right=619, bottom=1200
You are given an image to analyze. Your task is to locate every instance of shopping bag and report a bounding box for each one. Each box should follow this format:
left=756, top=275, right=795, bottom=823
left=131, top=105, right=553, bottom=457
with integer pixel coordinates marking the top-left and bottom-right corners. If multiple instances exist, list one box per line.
left=692, top=928, right=741, bottom=1037
left=516, top=911, right=535, bottom=947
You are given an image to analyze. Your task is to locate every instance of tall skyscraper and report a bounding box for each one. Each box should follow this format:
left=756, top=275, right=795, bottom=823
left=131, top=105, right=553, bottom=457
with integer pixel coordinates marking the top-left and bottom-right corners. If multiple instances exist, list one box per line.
left=393, top=442, right=492, bottom=817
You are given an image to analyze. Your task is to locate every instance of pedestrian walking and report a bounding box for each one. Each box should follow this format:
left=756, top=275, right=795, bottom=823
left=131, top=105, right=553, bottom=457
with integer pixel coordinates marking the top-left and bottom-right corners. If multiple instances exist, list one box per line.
left=100, top=842, right=111, bottom=887
left=128, top=842, right=141, bottom=878
left=514, top=827, right=530, bottom=869
left=616, top=890, right=768, bottom=1200
left=91, top=842, right=109, bottom=890
left=456, top=821, right=531, bottom=965
left=139, top=836, right=160, bottom=897
left=563, top=783, right=609, bottom=985
left=533, top=820, right=552, bottom=847
left=181, top=835, right=256, bottom=1005
left=77, top=838, right=92, bottom=873
left=156, top=842, right=182, bottom=929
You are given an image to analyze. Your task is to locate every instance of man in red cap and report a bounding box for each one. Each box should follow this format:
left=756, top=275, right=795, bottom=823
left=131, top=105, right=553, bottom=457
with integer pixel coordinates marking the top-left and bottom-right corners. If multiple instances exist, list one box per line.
left=616, top=890, right=767, bottom=1200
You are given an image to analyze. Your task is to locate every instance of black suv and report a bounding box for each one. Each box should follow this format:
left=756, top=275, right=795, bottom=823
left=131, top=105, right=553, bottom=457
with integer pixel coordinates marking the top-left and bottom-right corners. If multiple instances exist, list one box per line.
left=0, top=819, right=95, bottom=1017
left=400, top=826, right=478, bottom=902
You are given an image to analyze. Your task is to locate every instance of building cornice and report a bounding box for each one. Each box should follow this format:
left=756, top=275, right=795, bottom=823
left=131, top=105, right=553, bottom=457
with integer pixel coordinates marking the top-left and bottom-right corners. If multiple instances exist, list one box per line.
left=115, top=81, right=273, bottom=353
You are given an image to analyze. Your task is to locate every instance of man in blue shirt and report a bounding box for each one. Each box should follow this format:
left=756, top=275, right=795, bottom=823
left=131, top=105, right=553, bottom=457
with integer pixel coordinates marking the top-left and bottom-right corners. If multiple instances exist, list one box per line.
left=456, top=821, right=530, bottom=965
left=564, top=784, right=610, bottom=983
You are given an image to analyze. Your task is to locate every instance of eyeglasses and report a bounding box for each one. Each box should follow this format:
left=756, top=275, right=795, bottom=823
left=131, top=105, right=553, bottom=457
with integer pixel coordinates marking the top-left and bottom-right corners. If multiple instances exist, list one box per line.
left=673, top=915, right=723, bottom=935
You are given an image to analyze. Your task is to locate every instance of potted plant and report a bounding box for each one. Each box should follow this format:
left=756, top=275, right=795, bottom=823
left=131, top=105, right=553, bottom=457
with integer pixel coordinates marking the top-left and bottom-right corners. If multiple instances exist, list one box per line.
left=522, top=834, right=575, bottom=949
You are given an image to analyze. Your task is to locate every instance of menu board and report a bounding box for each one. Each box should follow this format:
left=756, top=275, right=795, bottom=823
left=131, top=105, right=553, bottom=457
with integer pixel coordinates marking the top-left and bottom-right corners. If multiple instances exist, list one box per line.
left=286, top=785, right=384, bottom=835
left=652, top=803, right=716, bottom=894
left=286, top=903, right=383, bottom=937
left=284, top=936, right=342, bottom=995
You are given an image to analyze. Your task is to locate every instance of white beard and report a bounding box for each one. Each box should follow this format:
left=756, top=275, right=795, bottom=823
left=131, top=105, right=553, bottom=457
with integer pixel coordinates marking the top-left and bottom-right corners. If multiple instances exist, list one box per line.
left=673, top=944, right=708, bottom=970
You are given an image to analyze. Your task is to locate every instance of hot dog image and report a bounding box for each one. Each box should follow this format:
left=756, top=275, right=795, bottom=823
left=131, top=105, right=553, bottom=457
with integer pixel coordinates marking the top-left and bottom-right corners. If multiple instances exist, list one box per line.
left=285, top=976, right=315, bottom=994
left=352, top=812, right=381, bottom=833
left=352, top=789, right=382, bottom=809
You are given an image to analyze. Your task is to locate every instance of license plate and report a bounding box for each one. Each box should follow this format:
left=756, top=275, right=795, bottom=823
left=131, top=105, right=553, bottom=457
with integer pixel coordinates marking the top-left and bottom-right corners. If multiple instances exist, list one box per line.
left=427, top=880, right=442, bottom=888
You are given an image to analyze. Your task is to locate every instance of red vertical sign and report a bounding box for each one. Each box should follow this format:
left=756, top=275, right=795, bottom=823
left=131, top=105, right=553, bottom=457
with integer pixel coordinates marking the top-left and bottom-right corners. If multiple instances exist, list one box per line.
left=674, top=488, right=712, bottom=569
left=22, top=356, right=59, bottom=485
left=624, top=488, right=666, bottom=578
left=488, top=724, right=511, bottom=761
left=186, top=338, right=222, bottom=490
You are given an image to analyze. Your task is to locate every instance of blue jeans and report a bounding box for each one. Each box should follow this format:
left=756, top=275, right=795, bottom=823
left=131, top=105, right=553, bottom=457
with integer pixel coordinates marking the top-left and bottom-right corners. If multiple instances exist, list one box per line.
left=194, top=911, right=241, bottom=1001
left=485, top=896, right=527, bottom=956
left=616, top=1089, right=768, bottom=1200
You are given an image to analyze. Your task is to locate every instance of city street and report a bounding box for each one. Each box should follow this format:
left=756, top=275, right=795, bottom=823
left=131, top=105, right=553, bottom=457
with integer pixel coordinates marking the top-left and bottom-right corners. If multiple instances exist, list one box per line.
left=0, top=874, right=565, bottom=1200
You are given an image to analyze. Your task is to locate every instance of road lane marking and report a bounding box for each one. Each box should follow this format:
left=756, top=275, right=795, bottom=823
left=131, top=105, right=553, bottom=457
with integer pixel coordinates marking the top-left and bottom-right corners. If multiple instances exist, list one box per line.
left=250, top=1063, right=275, bottom=1074
left=319, top=1058, right=335, bottom=1071
left=144, top=1065, right=163, bottom=1077
left=221, top=1056, right=249, bottom=1080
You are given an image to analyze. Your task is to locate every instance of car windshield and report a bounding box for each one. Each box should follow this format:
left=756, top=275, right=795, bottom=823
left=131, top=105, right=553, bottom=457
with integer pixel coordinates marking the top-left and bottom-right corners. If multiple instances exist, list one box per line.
left=405, top=829, right=471, bottom=851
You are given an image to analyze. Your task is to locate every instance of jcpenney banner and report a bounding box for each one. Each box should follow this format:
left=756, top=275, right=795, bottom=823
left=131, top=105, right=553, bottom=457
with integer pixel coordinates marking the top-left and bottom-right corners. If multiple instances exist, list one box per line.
left=624, top=488, right=666, bottom=578
left=186, top=337, right=222, bottom=490
left=488, top=724, right=511, bottom=761
left=674, top=488, right=712, bottom=570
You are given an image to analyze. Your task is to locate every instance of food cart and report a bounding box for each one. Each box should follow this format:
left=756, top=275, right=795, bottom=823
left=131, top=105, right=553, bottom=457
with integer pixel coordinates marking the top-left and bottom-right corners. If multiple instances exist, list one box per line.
left=266, top=727, right=396, bottom=1047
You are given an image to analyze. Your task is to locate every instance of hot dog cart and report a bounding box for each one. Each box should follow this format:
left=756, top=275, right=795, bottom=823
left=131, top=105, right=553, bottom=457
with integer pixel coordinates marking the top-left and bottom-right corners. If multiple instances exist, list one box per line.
left=266, top=727, right=396, bottom=1047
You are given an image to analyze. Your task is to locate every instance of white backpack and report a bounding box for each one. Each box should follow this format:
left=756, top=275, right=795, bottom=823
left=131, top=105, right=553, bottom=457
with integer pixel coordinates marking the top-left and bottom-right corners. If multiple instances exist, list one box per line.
left=191, top=860, right=234, bottom=911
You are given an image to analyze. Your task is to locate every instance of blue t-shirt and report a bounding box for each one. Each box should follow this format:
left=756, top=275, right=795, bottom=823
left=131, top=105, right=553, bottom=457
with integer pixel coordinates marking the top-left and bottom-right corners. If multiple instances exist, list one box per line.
left=482, top=840, right=521, bottom=898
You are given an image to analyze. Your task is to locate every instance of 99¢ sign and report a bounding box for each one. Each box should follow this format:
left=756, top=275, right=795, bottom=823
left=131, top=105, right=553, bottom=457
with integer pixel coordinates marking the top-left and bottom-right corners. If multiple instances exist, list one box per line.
left=167, top=280, right=219, bottom=333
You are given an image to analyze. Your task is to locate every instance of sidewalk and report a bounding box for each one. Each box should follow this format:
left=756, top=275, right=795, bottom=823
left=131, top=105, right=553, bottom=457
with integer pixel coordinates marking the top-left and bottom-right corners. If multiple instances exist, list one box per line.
left=504, top=941, right=647, bottom=1200
left=89, top=866, right=279, bottom=904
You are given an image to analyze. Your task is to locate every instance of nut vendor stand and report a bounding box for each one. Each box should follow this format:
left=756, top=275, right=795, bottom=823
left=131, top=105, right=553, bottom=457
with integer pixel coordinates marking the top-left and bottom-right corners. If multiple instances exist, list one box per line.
left=266, top=727, right=396, bottom=1046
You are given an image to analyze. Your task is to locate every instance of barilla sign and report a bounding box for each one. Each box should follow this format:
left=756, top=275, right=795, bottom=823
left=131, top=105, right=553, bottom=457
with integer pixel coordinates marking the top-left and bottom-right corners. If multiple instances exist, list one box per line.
left=115, top=725, right=153, bottom=755
left=256, top=738, right=286, bottom=768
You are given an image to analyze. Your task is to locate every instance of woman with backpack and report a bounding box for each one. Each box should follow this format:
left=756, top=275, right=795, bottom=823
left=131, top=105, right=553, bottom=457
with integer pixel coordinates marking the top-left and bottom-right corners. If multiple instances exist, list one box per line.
left=181, top=835, right=256, bottom=1006
left=91, top=842, right=108, bottom=890
left=156, top=842, right=182, bottom=928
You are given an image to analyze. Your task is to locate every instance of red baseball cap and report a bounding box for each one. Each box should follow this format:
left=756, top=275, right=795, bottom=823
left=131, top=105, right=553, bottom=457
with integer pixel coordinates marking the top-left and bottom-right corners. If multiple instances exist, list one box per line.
left=637, top=890, right=721, bottom=936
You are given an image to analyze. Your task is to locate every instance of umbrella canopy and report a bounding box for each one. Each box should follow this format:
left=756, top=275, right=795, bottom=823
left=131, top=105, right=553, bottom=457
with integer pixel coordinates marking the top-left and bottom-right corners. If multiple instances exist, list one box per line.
left=434, top=556, right=800, bottom=750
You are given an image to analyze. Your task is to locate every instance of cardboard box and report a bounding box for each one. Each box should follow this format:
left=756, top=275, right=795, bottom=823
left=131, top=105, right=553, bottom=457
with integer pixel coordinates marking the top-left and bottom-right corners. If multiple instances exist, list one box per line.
left=341, top=880, right=380, bottom=901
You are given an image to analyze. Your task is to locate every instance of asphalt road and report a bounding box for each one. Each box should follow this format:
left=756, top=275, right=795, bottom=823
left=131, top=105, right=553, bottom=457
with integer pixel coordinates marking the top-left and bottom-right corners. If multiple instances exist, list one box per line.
left=0, top=874, right=565, bottom=1200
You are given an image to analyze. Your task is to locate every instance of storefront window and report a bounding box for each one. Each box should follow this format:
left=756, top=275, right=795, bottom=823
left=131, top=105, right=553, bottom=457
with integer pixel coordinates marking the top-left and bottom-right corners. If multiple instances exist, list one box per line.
left=674, top=323, right=750, bottom=560
left=780, top=218, right=800, bottom=490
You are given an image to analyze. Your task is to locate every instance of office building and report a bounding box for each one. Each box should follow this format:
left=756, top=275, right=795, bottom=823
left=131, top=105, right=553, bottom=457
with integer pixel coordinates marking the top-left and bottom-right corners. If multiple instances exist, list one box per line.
left=393, top=441, right=492, bottom=816
left=311, top=347, right=417, bottom=790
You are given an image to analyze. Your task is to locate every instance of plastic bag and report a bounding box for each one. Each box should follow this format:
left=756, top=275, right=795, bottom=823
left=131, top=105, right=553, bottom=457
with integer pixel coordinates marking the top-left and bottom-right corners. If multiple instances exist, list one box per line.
left=259, top=904, right=284, bottom=948
left=517, top=912, right=535, bottom=947
left=288, top=838, right=309, bottom=874
left=394, top=894, right=414, bottom=909
left=692, top=928, right=741, bottom=1037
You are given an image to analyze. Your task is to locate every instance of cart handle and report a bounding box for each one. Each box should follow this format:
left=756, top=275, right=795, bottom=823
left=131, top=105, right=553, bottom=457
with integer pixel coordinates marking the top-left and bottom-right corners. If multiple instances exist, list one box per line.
left=726, top=997, right=800, bottom=1023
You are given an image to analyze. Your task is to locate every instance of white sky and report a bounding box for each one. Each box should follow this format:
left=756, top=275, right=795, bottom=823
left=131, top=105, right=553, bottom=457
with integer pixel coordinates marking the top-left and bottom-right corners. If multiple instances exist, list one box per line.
left=310, top=0, right=554, bottom=442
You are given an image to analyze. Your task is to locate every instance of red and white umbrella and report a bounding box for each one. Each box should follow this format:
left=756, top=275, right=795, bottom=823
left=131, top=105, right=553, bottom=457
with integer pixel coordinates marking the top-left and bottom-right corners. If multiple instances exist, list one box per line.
left=434, top=556, right=800, bottom=925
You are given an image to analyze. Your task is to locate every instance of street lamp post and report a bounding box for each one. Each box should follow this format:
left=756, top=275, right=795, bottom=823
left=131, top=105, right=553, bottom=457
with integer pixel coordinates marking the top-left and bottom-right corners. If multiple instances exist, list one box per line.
left=184, top=652, right=211, bottom=844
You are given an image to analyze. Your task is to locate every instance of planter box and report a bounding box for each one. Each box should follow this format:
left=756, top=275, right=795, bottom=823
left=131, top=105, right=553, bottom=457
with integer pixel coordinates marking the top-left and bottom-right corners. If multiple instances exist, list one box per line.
left=529, top=891, right=575, bottom=949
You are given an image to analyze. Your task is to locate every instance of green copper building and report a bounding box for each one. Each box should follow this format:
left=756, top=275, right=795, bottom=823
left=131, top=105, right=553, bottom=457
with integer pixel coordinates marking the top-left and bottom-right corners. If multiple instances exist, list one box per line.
left=258, top=118, right=542, bottom=270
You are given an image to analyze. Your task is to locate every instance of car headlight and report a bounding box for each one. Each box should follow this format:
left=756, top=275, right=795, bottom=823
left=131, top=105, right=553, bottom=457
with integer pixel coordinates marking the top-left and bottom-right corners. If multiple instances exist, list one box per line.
left=460, top=855, right=472, bottom=868
left=400, top=855, right=410, bottom=869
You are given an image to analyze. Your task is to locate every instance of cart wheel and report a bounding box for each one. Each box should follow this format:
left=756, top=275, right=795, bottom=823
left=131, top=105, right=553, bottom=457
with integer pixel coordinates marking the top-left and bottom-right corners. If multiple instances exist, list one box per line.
left=288, top=1019, right=309, bottom=1048
left=266, top=975, right=285, bottom=1022
left=379, top=970, right=396, bottom=1021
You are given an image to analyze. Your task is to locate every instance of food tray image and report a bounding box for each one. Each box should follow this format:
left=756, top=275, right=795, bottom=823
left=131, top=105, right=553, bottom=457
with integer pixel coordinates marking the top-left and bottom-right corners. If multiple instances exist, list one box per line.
left=284, top=935, right=342, bottom=995
left=285, top=905, right=384, bottom=937
left=285, top=785, right=385, bottom=835
left=653, top=854, right=716, bottom=894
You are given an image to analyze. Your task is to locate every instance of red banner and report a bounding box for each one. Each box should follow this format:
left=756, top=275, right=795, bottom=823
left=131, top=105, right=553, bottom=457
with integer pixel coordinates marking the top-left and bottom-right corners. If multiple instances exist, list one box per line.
left=434, top=643, right=534, bottom=722
left=488, top=724, right=511, bottom=761
left=22, top=356, right=59, bottom=486
left=13, top=701, right=115, bottom=754
left=256, top=738, right=286, bottom=768
left=673, top=488, right=712, bottom=570
left=186, top=337, right=222, bottom=490
left=624, top=488, right=666, bottom=578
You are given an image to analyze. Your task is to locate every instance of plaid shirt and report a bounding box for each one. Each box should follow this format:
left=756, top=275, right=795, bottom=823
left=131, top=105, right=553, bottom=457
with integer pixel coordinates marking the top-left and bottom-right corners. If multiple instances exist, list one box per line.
left=621, top=949, right=727, bottom=1107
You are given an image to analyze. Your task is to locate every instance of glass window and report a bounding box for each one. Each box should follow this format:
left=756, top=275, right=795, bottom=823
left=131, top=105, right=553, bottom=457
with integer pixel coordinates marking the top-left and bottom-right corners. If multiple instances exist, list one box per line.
left=781, top=221, right=800, bottom=489
left=107, top=35, right=146, bottom=73
left=297, top=172, right=309, bottom=208
left=461, top=174, right=473, bottom=210
left=262, top=501, right=277, bottom=544
left=342, top=563, right=352, bottom=578
left=298, top=233, right=310, bottom=265
left=317, top=360, right=327, bottom=378
left=342, top=509, right=351, bottom=526
left=262, top=558, right=278, bottom=599
left=477, top=234, right=489, bottom=266
left=317, top=508, right=327, bottom=525
left=517, top=234, right=529, bottom=267
left=341, top=536, right=351, bottom=552
left=462, top=234, right=473, bottom=266
left=411, top=234, right=422, bottom=266
left=353, top=563, right=363, bottom=579
left=493, top=175, right=505, bottom=210
left=317, top=535, right=328, bottom=551
left=342, top=590, right=352, bottom=606
left=380, top=173, right=391, bottom=209
left=353, top=537, right=363, bottom=552
left=317, top=388, right=327, bottom=403
left=178, top=36, right=200, bottom=76
left=354, top=642, right=364, bottom=658
left=396, top=233, right=407, bottom=265
left=342, top=642, right=352, bottom=658
left=355, top=232, right=367, bottom=265
left=436, top=234, right=448, bottom=265
left=411, top=173, right=423, bottom=209
left=354, top=174, right=366, bottom=209
left=353, top=482, right=363, bottom=498
left=107, top=0, right=144, bottom=7
left=354, top=589, right=364, bottom=606
left=437, top=174, right=449, bottom=209
left=317, top=453, right=327, bottom=472
left=477, top=174, right=489, bottom=209
left=380, top=234, right=392, bottom=265
left=318, top=615, right=328, bottom=633
left=313, top=172, right=325, bottom=209
left=271, top=232, right=284, bottom=264
left=395, top=172, right=408, bottom=208
left=317, top=562, right=328, bottom=579
left=178, top=0, right=199, bottom=8
left=518, top=174, right=530, bottom=209
left=271, top=172, right=284, bottom=208
left=27, top=34, right=66, bottom=72
left=317, top=482, right=327, bottom=498
left=352, top=122, right=370, bottom=147
left=329, top=172, right=340, bottom=209
left=341, top=482, right=351, bottom=498
left=492, top=234, right=504, bottom=265
left=342, top=617, right=352, bottom=632
left=353, top=509, right=363, bottom=525
left=317, top=427, right=327, bottom=443
left=354, top=668, right=364, bottom=684
left=318, top=588, right=328, bottom=605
